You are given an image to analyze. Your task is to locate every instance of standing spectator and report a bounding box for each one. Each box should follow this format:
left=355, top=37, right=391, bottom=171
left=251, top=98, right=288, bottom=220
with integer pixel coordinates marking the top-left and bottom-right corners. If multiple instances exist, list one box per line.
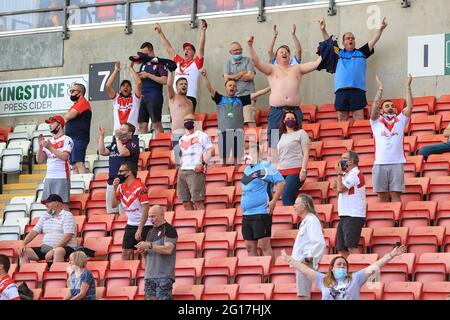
left=64, top=251, right=96, bottom=300
left=19, top=194, right=76, bottom=265
left=36, top=115, right=73, bottom=206
left=177, top=114, right=215, bottom=210
left=223, top=41, right=257, bottom=128
left=418, top=123, right=450, bottom=160
left=64, top=83, right=92, bottom=174
left=137, top=42, right=168, bottom=134
left=277, top=111, right=310, bottom=205
left=154, top=19, right=208, bottom=110
left=135, top=205, right=178, bottom=300
left=332, top=151, right=366, bottom=258
left=0, top=254, right=20, bottom=300
left=267, top=24, right=302, bottom=65
left=111, top=161, right=152, bottom=260
left=371, top=74, right=412, bottom=202
left=282, top=245, right=407, bottom=300
left=201, top=70, right=270, bottom=165
left=319, top=17, right=388, bottom=121
left=291, top=194, right=326, bottom=300
left=105, top=61, right=142, bottom=134
left=240, top=154, right=285, bottom=258
left=98, top=122, right=140, bottom=215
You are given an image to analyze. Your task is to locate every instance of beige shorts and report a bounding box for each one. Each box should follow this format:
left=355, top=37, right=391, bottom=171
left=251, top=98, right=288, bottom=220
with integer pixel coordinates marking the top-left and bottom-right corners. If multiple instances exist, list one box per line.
left=176, top=170, right=205, bottom=202
left=243, top=103, right=256, bottom=124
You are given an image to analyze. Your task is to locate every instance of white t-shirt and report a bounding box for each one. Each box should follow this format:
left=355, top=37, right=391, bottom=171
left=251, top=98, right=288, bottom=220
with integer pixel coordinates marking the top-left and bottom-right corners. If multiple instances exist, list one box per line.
left=291, top=213, right=326, bottom=269
left=173, top=55, right=204, bottom=99
left=371, top=113, right=409, bottom=165
left=112, top=93, right=140, bottom=134
left=337, top=167, right=366, bottom=218
left=44, top=134, right=73, bottom=179
left=179, top=130, right=213, bottom=170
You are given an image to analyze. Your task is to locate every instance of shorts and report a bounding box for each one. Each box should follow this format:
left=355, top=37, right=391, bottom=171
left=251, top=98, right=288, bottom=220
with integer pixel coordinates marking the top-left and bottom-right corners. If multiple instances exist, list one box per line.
left=138, top=94, right=163, bottom=123
left=219, top=129, right=244, bottom=165
left=267, top=106, right=303, bottom=148
left=32, top=246, right=74, bottom=260
left=242, top=214, right=272, bottom=241
left=243, top=103, right=256, bottom=124
left=42, top=178, right=70, bottom=203
left=372, top=163, right=405, bottom=193
left=106, top=183, right=125, bottom=214
left=70, top=138, right=89, bottom=165
left=122, top=224, right=153, bottom=249
left=187, top=96, right=197, bottom=111
left=176, top=170, right=205, bottom=202
left=334, top=88, right=367, bottom=112
left=336, top=216, right=366, bottom=251
left=296, top=260, right=314, bottom=297
left=144, top=278, right=174, bottom=300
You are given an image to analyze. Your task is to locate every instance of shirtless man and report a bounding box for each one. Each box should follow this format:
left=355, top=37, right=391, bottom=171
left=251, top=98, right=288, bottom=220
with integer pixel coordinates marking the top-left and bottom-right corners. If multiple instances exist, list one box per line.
left=247, top=35, right=322, bottom=155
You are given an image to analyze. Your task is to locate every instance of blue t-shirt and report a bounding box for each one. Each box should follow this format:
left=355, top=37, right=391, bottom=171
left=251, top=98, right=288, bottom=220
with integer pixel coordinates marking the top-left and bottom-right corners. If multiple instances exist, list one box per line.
left=106, top=136, right=140, bottom=185
left=69, top=269, right=96, bottom=300
left=240, top=161, right=284, bottom=215
left=139, top=62, right=168, bottom=97
left=334, top=43, right=374, bottom=92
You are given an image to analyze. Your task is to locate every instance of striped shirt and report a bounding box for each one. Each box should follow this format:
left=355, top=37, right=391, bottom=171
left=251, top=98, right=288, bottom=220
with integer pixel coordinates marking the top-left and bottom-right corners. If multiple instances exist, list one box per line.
left=33, top=210, right=77, bottom=248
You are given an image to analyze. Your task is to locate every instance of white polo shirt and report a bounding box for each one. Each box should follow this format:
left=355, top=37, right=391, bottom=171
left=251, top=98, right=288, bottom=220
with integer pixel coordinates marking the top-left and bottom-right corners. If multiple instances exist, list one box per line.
left=33, top=209, right=77, bottom=248
left=371, top=113, right=409, bottom=165
left=337, top=167, right=366, bottom=218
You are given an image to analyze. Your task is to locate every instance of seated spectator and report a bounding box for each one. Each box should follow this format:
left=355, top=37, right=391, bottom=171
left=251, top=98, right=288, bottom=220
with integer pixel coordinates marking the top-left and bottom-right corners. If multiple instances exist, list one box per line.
left=282, top=245, right=407, bottom=300
left=98, top=122, right=140, bottom=215
left=176, top=114, right=215, bottom=210
left=277, top=111, right=310, bottom=205
left=0, top=254, right=20, bottom=300
left=111, top=161, right=152, bottom=260
left=201, top=70, right=269, bottom=164
left=418, top=123, right=450, bottom=160
left=106, top=61, right=142, bottom=134
left=19, top=194, right=76, bottom=265
left=267, top=24, right=302, bottom=65
left=64, top=251, right=96, bottom=300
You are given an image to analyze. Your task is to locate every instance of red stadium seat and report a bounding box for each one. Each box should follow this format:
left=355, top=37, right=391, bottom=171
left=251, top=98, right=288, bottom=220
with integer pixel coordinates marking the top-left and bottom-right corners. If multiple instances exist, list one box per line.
left=383, top=281, right=422, bottom=300
left=429, top=176, right=450, bottom=203
left=409, top=114, right=441, bottom=137
left=203, top=209, right=236, bottom=233
left=202, top=231, right=237, bottom=261
left=320, top=139, right=353, bottom=162
left=14, top=262, right=48, bottom=289
left=206, top=165, right=235, bottom=186
left=302, top=123, right=320, bottom=140
left=175, top=258, right=204, bottom=285
left=273, top=282, right=299, bottom=300
left=173, top=284, right=204, bottom=300
left=437, top=201, right=450, bottom=231
left=0, top=240, right=24, bottom=263
left=205, top=186, right=235, bottom=209
left=400, top=201, right=437, bottom=228
left=316, top=103, right=338, bottom=124
left=138, top=151, right=151, bottom=170
left=105, top=286, right=137, bottom=300
left=83, top=236, right=112, bottom=259
left=42, top=270, right=68, bottom=290
left=86, top=260, right=109, bottom=285
left=361, top=282, right=384, bottom=300
left=346, top=254, right=378, bottom=272
left=318, top=121, right=349, bottom=141
left=366, top=202, right=402, bottom=228
left=172, top=210, right=205, bottom=234
left=422, top=154, right=450, bottom=178
left=380, top=253, right=415, bottom=283
left=271, top=229, right=297, bottom=259
left=403, top=177, right=429, bottom=202
left=269, top=256, right=296, bottom=285
left=348, top=120, right=372, bottom=142
left=202, top=284, right=239, bottom=300
left=309, top=141, right=323, bottom=160
left=177, top=233, right=205, bottom=259
left=323, top=228, right=336, bottom=253
left=42, top=287, right=69, bottom=300
left=413, top=252, right=450, bottom=282
left=422, top=282, right=450, bottom=300
left=202, top=257, right=238, bottom=286
left=416, top=134, right=447, bottom=152
left=300, top=181, right=330, bottom=204
left=407, top=226, right=445, bottom=260
left=353, top=138, right=375, bottom=161
left=412, top=96, right=436, bottom=114
left=237, top=283, right=274, bottom=300
left=235, top=255, right=272, bottom=285
left=306, top=160, right=326, bottom=182
left=148, top=188, right=176, bottom=210
left=404, top=155, right=423, bottom=177
left=371, top=227, right=408, bottom=256
left=300, top=104, right=317, bottom=123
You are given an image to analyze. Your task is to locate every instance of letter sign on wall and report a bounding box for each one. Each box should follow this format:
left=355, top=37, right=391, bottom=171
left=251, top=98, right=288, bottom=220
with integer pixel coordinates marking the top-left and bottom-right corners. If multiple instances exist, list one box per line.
left=88, top=62, right=119, bottom=101
left=408, top=34, right=446, bottom=77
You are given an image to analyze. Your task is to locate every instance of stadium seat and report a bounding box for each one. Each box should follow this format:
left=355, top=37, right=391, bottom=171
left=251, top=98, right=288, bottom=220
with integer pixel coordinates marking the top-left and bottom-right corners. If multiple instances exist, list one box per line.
left=173, top=210, right=205, bottom=234
left=421, top=282, right=450, bottom=300
left=413, top=252, right=450, bottom=282
left=105, top=286, right=137, bottom=300
left=422, top=154, right=450, bottom=178
left=175, top=258, right=204, bottom=285
left=412, top=95, right=436, bottom=115
left=407, top=226, right=445, bottom=259
left=235, top=255, right=272, bottom=285
left=348, top=120, right=372, bottom=142
left=0, top=240, right=23, bottom=263
left=42, top=269, right=68, bottom=290
left=300, top=181, right=330, bottom=204
left=316, top=104, right=338, bottom=124
left=271, top=229, right=297, bottom=259
left=366, top=202, right=402, bottom=228
left=177, top=232, right=205, bottom=259
left=302, top=123, right=320, bottom=140
left=409, top=115, right=441, bottom=137
left=371, top=227, right=409, bottom=256
left=353, top=138, right=375, bottom=161
left=202, top=257, right=238, bottom=286
left=202, top=231, right=237, bottom=261
left=320, top=139, right=353, bottom=162
left=86, top=260, right=109, bottom=286
left=205, top=186, right=235, bottom=209
left=269, top=256, right=295, bottom=285
left=0, top=226, right=21, bottom=240
left=403, top=135, right=417, bottom=155
left=437, top=201, right=450, bottom=230
left=415, top=134, right=447, bottom=152
left=201, top=284, right=239, bottom=300
left=306, top=160, right=326, bottom=182
left=138, top=151, right=151, bottom=170
left=315, top=204, right=333, bottom=228
left=83, top=236, right=112, bottom=259
left=380, top=253, right=415, bottom=283
left=14, top=262, right=48, bottom=289
left=272, top=282, right=299, bottom=300
left=237, top=283, right=274, bottom=300
left=148, top=188, right=176, bottom=210
left=42, top=287, right=69, bottom=300
left=346, top=254, right=378, bottom=272
left=318, top=121, right=349, bottom=141
left=148, top=150, right=172, bottom=173
left=360, top=282, right=384, bottom=300
left=145, top=169, right=177, bottom=189
left=69, top=194, right=89, bottom=216
left=300, top=104, right=317, bottom=123
left=206, top=165, right=235, bottom=187
left=404, top=155, right=423, bottom=177
left=383, top=281, right=422, bottom=300
left=323, top=228, right=336, bottom=253
left=308, top=141, right=323, bottom=160
left=317, top=254, right=340, bottom=273
left=203, top=208, right=236, bottom=233
left=400, top=201, right=437, bottom=228
left=429, top=176, right=450, bottom=203
left=172, top=284, right=205, bottom=300
left=403, top=177, right=430, bottom=202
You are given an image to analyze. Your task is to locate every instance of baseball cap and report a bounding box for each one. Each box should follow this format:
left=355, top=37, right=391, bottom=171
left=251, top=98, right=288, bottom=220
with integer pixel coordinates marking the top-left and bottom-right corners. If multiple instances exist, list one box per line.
left=183, top=42, right=196, bottom=52
left=45, top=115, right=65, bottom=127
left=42, top=194, right=64, bottom=204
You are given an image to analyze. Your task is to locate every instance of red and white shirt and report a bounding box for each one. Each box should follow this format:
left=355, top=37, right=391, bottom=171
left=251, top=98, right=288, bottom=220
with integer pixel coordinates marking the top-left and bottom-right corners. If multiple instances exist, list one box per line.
left=179, top=130, right=213, bottom=170
left=173, top=55, right=204, bottom=98
left=116, top=179, right=151, bottom=226
left=0, top=274, right=20, bottom=300
left=44, top=134, right=73, bottom=179
left=337, top=167, right=366, bottom=218
left=112, top=93, right=140, bottom=134
left=371, top=113, right=409, bottom=165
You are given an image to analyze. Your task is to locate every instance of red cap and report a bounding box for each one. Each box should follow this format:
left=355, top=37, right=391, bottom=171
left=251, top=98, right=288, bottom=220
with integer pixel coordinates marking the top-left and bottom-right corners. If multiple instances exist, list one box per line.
left=182, top=42, right=196, bottom=52
left=45, top=115, right=65, bottom=127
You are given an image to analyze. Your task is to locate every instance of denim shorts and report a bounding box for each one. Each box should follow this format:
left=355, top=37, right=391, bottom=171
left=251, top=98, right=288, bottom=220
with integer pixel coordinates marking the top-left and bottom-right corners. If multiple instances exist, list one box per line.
left=144, top=278, right=174, bottom=300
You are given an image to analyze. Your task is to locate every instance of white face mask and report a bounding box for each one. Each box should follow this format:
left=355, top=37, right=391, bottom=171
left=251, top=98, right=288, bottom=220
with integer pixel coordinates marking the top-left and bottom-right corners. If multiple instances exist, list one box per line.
left=243, top=154, right=253, bottom=165
left=49, top=208, right=57, bottom=215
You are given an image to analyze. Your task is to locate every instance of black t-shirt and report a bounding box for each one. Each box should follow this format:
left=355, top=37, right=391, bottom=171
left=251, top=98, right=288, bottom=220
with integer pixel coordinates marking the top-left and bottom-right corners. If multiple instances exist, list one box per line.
left=106, top=136, right=140, bottom=184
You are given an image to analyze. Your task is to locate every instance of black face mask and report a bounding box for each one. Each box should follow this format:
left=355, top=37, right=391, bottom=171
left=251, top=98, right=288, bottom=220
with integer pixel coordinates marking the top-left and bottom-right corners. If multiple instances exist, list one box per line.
left=184, top=121, right=195, bottom=130
left=70, top=94, right=80, bottom=102
left=117, top=174, right=127, bottom=183
left=50, top=125, right=60, bottom=135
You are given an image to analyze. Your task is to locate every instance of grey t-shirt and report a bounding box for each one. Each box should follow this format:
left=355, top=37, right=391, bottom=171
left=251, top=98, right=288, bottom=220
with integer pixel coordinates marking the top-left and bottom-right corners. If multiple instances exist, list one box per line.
left=212, top=92, right=251, bottom=132
left=277, top=129, right=310, bottom=170
left=223, top=56, right=256, bottom=96
left=144, top=223, right=178, bottom=280
left=316, top=270, right=366, bottom=300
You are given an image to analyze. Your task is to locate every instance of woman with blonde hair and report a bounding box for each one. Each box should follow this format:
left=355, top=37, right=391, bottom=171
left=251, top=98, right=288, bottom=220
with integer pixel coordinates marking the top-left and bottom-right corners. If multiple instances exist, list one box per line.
left=64, top=251, right=96, bottom=300
left=291, top=194, right=325, bottom=299
left=282, top=244, right=407, bottom=300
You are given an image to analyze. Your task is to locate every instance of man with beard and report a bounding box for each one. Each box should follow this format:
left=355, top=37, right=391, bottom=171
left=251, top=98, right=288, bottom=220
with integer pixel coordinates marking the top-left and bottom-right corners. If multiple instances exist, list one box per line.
left=370, top=74, right=412, bottom=202
left=106, top=61, right=141, bottom=134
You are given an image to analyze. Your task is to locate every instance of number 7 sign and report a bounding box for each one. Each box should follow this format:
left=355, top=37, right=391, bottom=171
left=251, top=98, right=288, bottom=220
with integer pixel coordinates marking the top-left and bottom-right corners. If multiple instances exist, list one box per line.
left=88, top=62, right=119, bottom=101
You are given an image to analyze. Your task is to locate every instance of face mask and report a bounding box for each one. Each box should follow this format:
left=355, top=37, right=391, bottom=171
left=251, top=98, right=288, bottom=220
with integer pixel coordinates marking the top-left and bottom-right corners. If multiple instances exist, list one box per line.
left=339, top=160, right=349, bottom=171
left=119, top=133, right=128, bottom=141
left=117, top=174, right=127, bottom=183
left=383, top=113, right=396, bottom=121
left=49, top=208, right=57, bottom=215
left=233, top=54, right=243, bottom=61
left=70, top=94, right=80, bottom=102
left=50, top=125, right=60, bottom=135
left=333, top=268, right=347, bottom=281
left=184, top=121, right=195, bottom=130
left=284, top=119, right=296, bottom=128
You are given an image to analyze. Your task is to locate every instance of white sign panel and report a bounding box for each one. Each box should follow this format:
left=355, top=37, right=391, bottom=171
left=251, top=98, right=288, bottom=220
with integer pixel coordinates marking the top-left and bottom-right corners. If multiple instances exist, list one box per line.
left=408, top=34, right=445, bottom=77
left=0, top=74, right=89, bottom=118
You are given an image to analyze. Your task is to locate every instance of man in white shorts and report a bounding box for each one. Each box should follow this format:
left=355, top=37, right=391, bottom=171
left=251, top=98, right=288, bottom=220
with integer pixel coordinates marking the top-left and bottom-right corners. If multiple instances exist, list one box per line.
left=370, top=74, right=413, bottom=202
